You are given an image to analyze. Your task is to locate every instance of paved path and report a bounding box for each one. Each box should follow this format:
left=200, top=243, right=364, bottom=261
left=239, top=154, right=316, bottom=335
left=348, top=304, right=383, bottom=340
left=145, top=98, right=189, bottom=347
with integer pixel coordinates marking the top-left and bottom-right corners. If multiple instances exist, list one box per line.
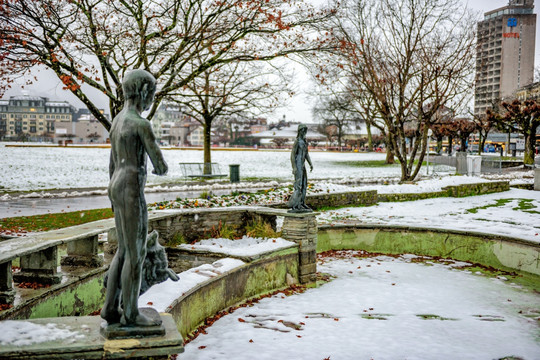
left=0, top=189, right=239, bottom=218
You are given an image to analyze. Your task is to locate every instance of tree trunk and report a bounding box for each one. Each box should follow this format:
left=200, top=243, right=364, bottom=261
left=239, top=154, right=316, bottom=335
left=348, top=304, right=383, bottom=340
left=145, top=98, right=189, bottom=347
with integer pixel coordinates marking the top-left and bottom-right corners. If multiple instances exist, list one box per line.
left=436, top=136, right=443, bottom=154
left=460, top=136, right=467, bottom=152
left=479, top=135, right=488, bottom=156
left=477, top=133, right=483, bottom=155
left=366, top=122, right=373, bottom=151
left=524, top=132, right=536, bottom=165
left=447, top=136, right=453, bottom=155
left=385, top=136, right=394, bottom=164
left=203, top=120, right=212, bottom=174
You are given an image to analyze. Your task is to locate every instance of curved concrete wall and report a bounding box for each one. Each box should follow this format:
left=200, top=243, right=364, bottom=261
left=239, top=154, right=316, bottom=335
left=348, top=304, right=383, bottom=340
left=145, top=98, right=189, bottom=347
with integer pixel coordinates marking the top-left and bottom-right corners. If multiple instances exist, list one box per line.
left=318, top=224, right=540, bottom=282
left=167, top=252, right=299, bottom=339
left=4, top=215, right=539, bottom=342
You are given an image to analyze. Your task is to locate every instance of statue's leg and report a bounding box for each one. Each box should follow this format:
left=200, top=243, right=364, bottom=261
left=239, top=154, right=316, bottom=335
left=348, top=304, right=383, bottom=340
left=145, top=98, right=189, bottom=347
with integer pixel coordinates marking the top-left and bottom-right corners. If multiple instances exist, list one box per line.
left=120, top=194, right=161, bottom=327
left=289, top=170, right=303, bottom=210
left=101, top=204, right=125, bottom=324
left=300, top=168, right=310, bottom=209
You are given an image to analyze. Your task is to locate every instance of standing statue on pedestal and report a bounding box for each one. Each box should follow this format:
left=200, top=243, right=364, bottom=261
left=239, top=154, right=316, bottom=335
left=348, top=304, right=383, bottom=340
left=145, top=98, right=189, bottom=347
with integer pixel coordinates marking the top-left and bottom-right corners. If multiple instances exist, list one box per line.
left=288, top=124, right=313, bottom=213
left=101, top=69, right=175, bottom=331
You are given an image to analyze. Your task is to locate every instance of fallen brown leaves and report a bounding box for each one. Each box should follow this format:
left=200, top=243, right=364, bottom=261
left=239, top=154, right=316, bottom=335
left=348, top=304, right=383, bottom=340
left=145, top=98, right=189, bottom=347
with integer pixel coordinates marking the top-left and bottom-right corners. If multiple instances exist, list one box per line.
left=0, top=303, right=13, bottom=311
left=184, top=284, right=307, bottom=345
left=89, top=308, right=101, bottom=316
left=17, top=282, right=50, bottom=290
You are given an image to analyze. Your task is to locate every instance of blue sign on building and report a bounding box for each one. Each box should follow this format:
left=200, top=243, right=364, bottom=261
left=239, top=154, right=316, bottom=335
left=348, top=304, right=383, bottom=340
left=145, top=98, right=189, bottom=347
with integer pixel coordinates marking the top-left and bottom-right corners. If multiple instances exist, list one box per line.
left=507, top=18, right=517, bottom=27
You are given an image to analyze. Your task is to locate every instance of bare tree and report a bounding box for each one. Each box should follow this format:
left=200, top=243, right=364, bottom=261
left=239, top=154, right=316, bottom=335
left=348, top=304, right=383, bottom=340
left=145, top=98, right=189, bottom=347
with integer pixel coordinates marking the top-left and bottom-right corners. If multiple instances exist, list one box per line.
left=87, top=131, right=101, bottom=142
left=316, top=123, right=335, bottom=145
left=470, top=113, right=495, bottom=155
left=322, top=0, right=476, bottom=181
left=0, top=0, right=333, bottom=130
left=312, top=94, right=356, bottom=148
left=487, top=99, right=540, bottom=165
left=168, top=60, right=291, bottom=173
left=454, top=118, right=476, bottom=152
left=271, top=137, right=288, bottom=149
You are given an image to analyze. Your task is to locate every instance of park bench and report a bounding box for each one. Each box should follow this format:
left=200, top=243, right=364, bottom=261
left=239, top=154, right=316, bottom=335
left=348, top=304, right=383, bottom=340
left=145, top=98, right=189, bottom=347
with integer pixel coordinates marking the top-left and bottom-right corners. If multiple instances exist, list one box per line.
left=0, top=218, right=115, bottom=304
left=179, top=162, right=227, bottom=180
left=0, top=211, right=177, bottom=305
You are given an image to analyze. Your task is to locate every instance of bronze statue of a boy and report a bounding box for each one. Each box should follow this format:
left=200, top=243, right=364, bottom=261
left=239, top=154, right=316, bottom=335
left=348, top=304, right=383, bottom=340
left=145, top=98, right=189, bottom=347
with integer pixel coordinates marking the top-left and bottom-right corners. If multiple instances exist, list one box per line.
left=101, top=69, right=168, bottom=327
left=288, top=124, right=313, bottom=213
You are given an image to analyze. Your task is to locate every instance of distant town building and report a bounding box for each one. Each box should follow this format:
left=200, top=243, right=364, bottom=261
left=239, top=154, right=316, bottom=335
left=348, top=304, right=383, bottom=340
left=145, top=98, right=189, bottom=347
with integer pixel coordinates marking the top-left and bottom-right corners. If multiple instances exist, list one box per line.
left=0, top=94, right=111, bottom=143
left=252, top=123, right=326, bottom=147
left=0, top=95, right=76, bottom=140
left=474, top=0, right=536, bottom=116
left=55, top=113, right=109, bottom=144
left=516, top=81, right=540, bottom=100
left=187, top=126, right=205, bottom=146
left=152, top=103, right=188, bottom=140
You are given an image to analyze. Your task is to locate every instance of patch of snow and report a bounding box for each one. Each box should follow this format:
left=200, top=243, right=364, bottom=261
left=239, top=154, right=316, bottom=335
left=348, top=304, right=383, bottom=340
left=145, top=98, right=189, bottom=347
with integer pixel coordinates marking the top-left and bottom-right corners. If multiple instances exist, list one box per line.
left=0, top=321, right=84, bottom=346
left=311, top=175, right=494, bottom=194
left=182, top=253, right=540, bottom=359
left=178, top=236, right=296, bottom=257
left=139, top=258, right=245, bottom=312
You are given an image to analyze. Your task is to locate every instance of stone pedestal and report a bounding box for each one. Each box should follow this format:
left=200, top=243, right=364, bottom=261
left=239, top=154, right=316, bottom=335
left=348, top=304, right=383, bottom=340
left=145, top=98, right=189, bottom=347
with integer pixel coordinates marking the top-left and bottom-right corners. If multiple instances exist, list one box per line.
left=455, top=152, right=467, bottom=175
left=13, top=247, right=61, bottom=285
left=281, top=213, right=318, bottom=284
left=0, top=313, right=184, bottom=359
left=0, top=261, right=15, bottom=304
left=105, top=228, right=118, bottom=254
left=61, top=235, right=103, bottom=267
left=535, top=168, right=540, bottom=191
left=101, top=308, right=165, bottom=339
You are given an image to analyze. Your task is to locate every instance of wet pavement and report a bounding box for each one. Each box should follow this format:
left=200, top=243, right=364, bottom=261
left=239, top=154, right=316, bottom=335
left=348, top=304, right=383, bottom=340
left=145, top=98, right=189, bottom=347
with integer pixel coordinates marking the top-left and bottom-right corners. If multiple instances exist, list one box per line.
left=0, top=189, right=240, bottom=218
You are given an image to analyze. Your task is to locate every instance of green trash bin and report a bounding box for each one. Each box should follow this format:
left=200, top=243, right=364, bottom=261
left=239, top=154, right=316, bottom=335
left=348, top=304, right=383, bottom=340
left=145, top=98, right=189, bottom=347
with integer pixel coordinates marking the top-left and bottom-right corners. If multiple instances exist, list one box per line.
left=229, top=164, right=240, bottom=183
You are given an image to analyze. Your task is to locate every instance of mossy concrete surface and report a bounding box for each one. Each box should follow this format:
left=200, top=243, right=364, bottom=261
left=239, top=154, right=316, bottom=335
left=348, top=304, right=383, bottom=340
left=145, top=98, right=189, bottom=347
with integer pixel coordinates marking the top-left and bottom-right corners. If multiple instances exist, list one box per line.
left=1, top=268, right=107, bottom=321
left=168, top=252, right=299, bottom=339
left=318, top=225, right=540, bottom=290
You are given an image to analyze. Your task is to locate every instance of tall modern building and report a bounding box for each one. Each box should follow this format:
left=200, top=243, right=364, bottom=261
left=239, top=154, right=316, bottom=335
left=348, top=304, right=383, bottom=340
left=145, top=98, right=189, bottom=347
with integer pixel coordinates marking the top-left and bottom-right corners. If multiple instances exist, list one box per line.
left=475, top=0, right=536, bottom=117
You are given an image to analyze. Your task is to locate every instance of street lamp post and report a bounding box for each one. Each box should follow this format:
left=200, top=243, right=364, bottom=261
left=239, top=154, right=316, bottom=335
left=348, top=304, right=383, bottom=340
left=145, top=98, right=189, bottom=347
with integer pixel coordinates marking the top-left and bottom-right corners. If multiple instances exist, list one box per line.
left=426, top=129, right=433, bottom=176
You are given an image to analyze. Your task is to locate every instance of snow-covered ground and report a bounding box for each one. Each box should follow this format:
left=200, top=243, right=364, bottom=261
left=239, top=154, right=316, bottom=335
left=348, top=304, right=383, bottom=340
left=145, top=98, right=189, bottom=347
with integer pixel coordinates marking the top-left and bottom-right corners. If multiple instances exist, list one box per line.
left=0, top=143, right=401, bottom=191
left=318, top=188, right=540, bottom=243
left=139, top=258, right=245, bottom=313
left=182, top=252, right=540, bottom=359
left=177, top=236, right=296, bottom=257
left=0, top=321, right=85, bottom=347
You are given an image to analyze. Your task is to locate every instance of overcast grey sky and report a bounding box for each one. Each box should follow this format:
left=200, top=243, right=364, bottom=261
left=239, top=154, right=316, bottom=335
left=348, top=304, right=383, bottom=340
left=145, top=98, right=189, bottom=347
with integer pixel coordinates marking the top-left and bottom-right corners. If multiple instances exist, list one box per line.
left=3, top=0, right=540, bottom=123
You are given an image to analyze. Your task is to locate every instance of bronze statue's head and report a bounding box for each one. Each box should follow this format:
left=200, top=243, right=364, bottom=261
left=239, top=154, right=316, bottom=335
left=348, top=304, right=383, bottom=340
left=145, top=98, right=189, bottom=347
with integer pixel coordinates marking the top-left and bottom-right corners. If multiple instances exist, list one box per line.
left=122, top=69, right=157, bottom=111
left=297, top=123, right=307, bottom=138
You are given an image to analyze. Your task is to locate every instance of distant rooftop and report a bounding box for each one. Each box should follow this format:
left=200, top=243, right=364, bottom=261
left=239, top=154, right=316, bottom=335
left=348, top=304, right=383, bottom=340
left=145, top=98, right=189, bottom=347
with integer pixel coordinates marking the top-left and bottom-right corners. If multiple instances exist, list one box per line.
left=46, top=102, right=73, bottom=107
left=484, top=0, right=534, bottom=20
left=252, top=124, right=326, bottom=140
left=9, top=95, right=47, bottom=101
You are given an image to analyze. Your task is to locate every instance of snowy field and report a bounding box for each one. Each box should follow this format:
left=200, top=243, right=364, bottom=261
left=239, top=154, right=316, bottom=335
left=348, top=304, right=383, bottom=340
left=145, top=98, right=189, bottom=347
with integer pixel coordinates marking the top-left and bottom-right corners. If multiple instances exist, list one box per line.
left=319, top=188, right=540, bottom=243
left=0, top=143, right=401, bottom=191
left=181, top=252, right=540, bottom=359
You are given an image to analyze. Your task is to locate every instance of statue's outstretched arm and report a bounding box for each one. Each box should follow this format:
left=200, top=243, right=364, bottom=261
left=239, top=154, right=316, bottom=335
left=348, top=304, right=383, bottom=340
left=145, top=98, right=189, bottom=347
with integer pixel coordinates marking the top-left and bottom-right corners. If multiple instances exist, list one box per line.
left=306, top=150, right=313, bottom=171
left=139, top=120, right=168, bottom=175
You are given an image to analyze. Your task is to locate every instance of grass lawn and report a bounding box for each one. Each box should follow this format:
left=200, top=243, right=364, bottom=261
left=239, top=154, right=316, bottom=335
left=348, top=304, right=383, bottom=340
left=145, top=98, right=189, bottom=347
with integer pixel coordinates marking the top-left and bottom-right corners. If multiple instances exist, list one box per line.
left=0, top=208, right=113, bottom=234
